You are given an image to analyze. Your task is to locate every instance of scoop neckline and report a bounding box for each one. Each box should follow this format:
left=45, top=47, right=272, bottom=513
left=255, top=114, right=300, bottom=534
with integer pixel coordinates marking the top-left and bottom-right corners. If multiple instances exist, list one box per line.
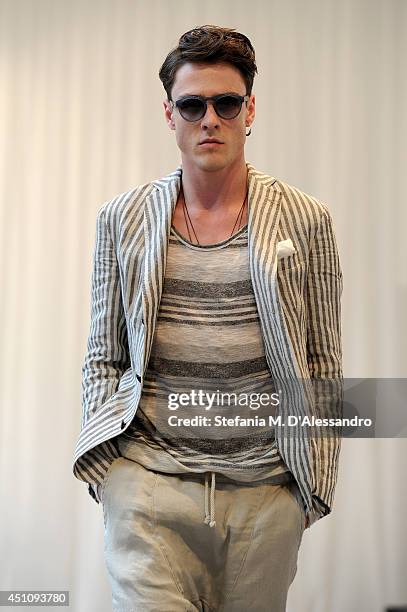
left=170, top=223, right=248, bottom=250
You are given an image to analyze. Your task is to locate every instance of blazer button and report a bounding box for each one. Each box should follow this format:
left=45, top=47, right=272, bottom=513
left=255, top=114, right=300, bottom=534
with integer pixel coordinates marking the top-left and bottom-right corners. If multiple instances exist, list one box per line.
left=136, top=374, right=141, bottom=383
left=121, top=419, right=126, bottom=430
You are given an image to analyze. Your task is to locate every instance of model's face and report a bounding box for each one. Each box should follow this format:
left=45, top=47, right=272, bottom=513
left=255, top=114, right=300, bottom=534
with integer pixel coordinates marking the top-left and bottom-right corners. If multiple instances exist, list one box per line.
left=163, top=62, right=255, bottom=173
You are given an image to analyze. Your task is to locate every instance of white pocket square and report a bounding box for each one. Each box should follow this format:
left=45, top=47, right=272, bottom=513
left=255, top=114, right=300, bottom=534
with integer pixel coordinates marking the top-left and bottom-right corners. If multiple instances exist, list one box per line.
left=277, top=238, right=296, bottom=260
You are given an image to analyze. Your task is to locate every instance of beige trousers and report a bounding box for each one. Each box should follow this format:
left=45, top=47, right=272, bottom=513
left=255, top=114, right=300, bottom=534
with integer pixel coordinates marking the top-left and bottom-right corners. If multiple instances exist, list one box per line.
left=102, top=457, right=306, bottom=612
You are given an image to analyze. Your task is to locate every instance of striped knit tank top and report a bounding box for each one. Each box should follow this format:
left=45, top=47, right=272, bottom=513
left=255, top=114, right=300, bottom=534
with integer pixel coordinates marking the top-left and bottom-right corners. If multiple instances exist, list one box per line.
left=117, top=221, right=293, bottom=484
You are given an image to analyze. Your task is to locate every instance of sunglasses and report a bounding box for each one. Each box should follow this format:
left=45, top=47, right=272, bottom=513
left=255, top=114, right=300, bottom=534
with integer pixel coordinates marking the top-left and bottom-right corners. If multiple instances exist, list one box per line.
left=171, top=93, right=249, bottom=122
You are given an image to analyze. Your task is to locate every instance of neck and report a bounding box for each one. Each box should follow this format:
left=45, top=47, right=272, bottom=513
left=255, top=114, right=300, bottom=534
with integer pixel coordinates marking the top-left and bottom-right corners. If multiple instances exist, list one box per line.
left=179, top=156, right=248, bottom=213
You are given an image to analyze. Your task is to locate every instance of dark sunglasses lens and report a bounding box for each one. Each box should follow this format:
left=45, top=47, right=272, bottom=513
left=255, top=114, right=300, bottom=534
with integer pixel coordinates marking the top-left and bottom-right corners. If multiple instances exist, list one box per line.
left=215, top=96, right=242, bottom=119
left=178, top=98, right=206, bottom=121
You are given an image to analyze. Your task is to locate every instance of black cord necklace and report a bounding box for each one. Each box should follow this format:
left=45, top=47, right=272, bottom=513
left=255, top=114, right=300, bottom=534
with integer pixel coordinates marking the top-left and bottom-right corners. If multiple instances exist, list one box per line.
left=180, top=187, right=248, bottom=246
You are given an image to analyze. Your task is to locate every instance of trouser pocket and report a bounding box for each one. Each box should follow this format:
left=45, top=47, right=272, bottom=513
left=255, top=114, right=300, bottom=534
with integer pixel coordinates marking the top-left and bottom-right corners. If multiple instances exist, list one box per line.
left=283, top=480, right=307, bottom=535
left=101, top=457, right=123, bottom=528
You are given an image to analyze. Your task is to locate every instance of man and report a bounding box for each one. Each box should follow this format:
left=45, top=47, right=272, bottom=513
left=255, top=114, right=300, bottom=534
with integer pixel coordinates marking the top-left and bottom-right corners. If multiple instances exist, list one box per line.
left=73, top=25, right=343, bottom=612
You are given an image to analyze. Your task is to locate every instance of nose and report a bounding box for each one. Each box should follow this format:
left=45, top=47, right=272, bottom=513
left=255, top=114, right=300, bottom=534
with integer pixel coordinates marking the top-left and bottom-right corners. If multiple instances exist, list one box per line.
left=201, top=101, right=220, bottom=129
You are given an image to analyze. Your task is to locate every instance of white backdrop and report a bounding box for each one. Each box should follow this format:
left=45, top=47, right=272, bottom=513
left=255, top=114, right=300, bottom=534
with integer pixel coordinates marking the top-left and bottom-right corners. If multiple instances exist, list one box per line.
left=0, top=1, right=406, bottom=611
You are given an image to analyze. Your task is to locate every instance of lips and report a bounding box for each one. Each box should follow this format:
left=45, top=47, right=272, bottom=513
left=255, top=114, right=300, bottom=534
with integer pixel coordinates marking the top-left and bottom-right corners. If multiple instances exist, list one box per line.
left=199, top=139, right=223, bottom=145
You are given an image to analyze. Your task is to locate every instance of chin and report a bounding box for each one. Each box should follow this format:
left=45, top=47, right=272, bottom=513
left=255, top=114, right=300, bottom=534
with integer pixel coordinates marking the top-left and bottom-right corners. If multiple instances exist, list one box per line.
left=196, top=156, right=230, bottom=173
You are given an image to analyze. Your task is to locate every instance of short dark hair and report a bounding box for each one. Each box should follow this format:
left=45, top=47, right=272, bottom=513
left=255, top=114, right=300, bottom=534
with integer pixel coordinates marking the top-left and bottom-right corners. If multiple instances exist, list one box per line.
left=159, top=25, right=258, bottom=100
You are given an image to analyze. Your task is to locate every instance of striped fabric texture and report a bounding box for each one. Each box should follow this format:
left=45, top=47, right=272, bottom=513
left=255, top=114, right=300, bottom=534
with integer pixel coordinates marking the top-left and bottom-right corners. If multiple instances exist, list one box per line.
left=117, top=223, right=290, bottom=481
left=72, top=163, right=343, bottom=522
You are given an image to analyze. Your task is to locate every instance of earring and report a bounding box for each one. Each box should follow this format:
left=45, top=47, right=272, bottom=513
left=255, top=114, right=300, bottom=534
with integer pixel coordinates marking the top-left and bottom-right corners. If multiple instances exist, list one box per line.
left=246, top=127, right=252, bottom=136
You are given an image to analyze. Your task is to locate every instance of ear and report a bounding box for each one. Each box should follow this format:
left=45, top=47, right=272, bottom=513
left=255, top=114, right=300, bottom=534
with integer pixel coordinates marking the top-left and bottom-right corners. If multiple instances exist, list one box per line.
left=245, top=94, right=256, bottom=128
left=163, top=99, right=176, bottom=131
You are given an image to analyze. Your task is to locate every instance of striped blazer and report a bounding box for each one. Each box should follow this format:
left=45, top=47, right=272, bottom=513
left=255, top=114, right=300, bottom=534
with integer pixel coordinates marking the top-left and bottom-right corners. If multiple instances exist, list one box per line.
left=72, top=162, right=343, bottom=522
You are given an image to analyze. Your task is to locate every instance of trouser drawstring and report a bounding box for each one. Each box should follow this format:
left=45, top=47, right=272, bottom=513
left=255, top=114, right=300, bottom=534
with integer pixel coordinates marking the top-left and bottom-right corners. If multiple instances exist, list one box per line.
left=204, top=472, right=216, bottom=527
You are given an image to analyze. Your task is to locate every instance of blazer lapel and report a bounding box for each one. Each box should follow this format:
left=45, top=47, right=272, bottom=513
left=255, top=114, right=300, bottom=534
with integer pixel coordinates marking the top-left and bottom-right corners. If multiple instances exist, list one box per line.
left=246, top=164, right=299, bottom=380
left=141, top=167, right=182, bottom=374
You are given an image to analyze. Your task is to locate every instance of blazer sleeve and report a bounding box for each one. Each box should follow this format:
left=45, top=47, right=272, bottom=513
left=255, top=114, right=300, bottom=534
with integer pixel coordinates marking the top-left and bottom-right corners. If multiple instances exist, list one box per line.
left=81, top=205, right=131, bottom=429
left=306, top=204, right=343, bottom=521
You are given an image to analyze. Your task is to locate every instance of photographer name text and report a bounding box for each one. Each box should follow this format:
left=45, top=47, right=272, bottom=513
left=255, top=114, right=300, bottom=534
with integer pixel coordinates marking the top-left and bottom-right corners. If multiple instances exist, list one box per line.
left=167, top=415, right=372, bottom=427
